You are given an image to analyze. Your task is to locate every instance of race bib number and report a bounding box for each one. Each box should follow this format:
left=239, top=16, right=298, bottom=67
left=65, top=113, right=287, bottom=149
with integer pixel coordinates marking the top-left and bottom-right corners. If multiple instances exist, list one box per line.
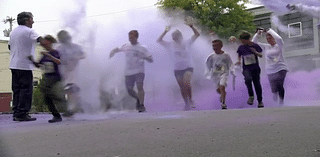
left=243, top=54, right=257, bottom=65
left=267, top=56, right=278, bottom=63
left=213, top=64, right=226, bottom=74
left=42, top=62, right=55, bottom=73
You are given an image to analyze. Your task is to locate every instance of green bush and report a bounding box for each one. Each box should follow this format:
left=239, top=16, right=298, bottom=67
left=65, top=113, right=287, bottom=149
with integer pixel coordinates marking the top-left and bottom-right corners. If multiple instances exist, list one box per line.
left=31, top=75, right=67, bottom=113
left=31, top=75, right=49, bottom=113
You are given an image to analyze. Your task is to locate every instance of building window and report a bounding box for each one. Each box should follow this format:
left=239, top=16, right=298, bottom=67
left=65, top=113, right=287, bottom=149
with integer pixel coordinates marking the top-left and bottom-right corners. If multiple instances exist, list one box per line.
left=288, top=22, right=302, bottom=38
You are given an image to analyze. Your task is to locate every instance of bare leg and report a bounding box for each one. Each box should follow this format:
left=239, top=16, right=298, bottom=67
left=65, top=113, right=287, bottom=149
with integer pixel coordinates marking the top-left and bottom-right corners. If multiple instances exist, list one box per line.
left=219, top=85, right=226, bottom=104
left=183, top=71, right=193, bottom=104
left=136, top=82, right=145, bottom=105
left=176, top=78, right=188, bottom=104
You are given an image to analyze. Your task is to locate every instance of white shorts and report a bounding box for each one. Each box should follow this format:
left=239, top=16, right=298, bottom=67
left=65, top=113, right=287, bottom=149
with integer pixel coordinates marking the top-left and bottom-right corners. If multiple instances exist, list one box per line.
left=212, top=74, right=229, bottom=89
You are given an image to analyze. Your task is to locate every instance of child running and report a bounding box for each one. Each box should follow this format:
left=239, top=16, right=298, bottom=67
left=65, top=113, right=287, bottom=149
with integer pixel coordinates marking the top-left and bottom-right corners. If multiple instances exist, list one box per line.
left=28, top=35, right=67, bottom=123
left=206, top=40, right=235, bottom=110
left=235, top=32, right=264, bottom=108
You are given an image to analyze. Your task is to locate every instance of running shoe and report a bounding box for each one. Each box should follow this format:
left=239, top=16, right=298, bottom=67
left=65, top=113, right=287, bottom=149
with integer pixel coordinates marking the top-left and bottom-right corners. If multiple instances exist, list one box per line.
left=190, top=100, right=196, bottom=108
left=221, top=103, right=227, bottom=110
left=62, top=111, right=74, bottom=117
left=258, top=102, right=264, bottom=108
left=48, top=116, right=62, bottom=123
left=273, top=93, right=278, bottom=102
left=14, top=114, right=37, bottom=122
left=138, top=104, right=146, bottom=113
left=247, top=96, right=254, bottom=105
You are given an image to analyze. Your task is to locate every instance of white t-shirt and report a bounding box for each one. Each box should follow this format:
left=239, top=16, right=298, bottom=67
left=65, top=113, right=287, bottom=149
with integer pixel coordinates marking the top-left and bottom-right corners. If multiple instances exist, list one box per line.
left=205, top=52, right=234, bottom=79
left=119, top=43, right=152, bottom=76
left=159, top=38, right=195, bottom=70
left=56, top=42, right=85, bottom=84
left=252, top=29, right=289, bottom=74
left=9, top=25, right=39, bottom=70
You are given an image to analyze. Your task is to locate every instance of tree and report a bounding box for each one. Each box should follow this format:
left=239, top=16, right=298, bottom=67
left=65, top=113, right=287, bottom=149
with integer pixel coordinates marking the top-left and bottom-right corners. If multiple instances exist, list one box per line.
left=156, top=0, right=256, bottom=38
left=3, top=16, right=15, bottom=37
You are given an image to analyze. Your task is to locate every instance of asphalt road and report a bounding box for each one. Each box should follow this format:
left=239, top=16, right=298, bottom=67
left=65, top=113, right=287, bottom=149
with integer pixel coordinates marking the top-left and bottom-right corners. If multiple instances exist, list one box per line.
left=1, top=106, right=320, bottom=157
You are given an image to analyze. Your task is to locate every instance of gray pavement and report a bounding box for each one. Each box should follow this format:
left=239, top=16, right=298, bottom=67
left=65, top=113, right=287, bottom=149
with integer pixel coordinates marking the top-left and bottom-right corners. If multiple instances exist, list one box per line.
left=1, top=106, right=320, bottom=157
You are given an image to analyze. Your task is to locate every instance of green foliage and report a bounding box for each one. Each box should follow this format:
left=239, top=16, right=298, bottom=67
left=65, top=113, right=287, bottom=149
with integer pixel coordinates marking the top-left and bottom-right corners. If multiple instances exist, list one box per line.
left=156, top=0, right=256, bottom=38
left=31, top=75, right=67, bottom=113
left=31, top=75, right=49, bottom=113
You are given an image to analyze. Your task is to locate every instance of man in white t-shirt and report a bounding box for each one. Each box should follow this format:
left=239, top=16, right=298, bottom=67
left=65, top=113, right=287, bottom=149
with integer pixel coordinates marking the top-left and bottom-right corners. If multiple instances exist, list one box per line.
left=109, top=30, right=153, bottom=112
left=157, top=23, right=200, bottom=111
left=56, top=30, right=86, bottom=117
left=9, top=12, right=45, bottom=121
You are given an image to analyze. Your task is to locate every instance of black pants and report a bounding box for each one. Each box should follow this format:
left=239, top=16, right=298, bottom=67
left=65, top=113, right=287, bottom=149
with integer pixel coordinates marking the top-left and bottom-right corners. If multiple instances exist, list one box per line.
left=267, top=70, right=287, bottom=100
left=242, top=68, right=263, bottom=103
left=11, top=69, right=33, bottom=117
left=41, top=77, right=66, bottom=118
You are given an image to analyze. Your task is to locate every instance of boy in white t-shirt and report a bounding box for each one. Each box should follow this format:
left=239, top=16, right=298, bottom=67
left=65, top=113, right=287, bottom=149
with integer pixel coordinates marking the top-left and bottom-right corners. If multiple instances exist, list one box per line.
left=110, top=30, right=153, bottom=112
left=206, top=40, right=235, bottom=110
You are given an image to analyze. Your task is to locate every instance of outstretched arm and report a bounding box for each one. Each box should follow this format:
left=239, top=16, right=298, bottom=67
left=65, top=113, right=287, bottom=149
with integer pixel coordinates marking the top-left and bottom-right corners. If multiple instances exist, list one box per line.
left=252, top=29, right=262, bottom=43
left=109, top=47, right=121, bottom=58
left=157, top=26, right=170, bottom=43
left=27, top=56, right=41, bottom=68
left=144, top=55, right=153, bottom=63
left=266, top=28, right=284, bottom=48
left=189, top=24, right=200, bottom=41
left=41, top=51, right=61, bottom=65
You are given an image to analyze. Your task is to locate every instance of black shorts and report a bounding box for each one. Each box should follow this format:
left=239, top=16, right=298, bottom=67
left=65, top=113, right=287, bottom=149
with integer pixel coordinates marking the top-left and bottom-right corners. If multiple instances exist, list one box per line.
left=174, top=68, right=194, bottom=79
left=125, top=73, right=145, bottom=88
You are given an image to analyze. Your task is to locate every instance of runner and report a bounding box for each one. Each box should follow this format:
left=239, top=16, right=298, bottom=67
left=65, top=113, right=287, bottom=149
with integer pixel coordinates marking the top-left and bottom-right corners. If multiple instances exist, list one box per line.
left=109, top=30, right=153, bottom=112
left=205, top=39, right=235, bottom=109
left=252, top=28, right=289, bottom=105
left=157, top=22, right=200, bottom=110
left=56, top=30, right=86, bottom=117
left=28, top=35, right=67, bottom=122
left=235, top=32, right=264, bottom=108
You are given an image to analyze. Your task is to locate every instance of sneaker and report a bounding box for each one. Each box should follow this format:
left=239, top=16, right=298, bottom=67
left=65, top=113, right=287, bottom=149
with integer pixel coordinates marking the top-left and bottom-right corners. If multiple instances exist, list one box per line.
left=14, top=114, right=37, bottom=122
left=48, top=116, right=62, bottom=123
left=247, top=96, right=254, bottom=105
left=138, top=104, right=146, bottom=113
left=64, top=83, right=80, bottom=93
left=183, top=103, right=191, bottom=111
left=135, top=101, right=140, bottom=110
left=62, top=111, right=74, bottom=117
left=190, top=100, right=196, bottom=108
left=221, top=104, right=227, bottom=110
left=258, top=102, right=264, bottom=108
left=279, top=99, right=284, bottom=105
